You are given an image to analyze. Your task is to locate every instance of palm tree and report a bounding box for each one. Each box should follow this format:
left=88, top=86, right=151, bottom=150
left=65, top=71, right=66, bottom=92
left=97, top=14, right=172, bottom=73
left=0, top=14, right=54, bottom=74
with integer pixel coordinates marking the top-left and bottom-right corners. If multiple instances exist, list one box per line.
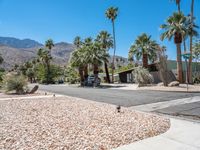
left=96, top=31, right=113, bottom=83
left=44, top=39, right=54, bottom=83
left=87, top=41, right=109, bottom=85
left=69, top=49, right=85, bottom=85
left=160, top=12, right=187, bottom=83
left=188, top=0, right=195, bottom=83
left=128, top=33, right=158, bottom=68
left=37, top=48, right=52, bottom=83
left=105, top=7, right=118, bottom=83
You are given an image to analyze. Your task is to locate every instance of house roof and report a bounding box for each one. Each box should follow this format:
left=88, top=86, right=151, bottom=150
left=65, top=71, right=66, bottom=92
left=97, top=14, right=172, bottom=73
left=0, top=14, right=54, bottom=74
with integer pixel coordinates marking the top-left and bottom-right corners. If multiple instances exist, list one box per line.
left=117, top=68, right=135, bottom=74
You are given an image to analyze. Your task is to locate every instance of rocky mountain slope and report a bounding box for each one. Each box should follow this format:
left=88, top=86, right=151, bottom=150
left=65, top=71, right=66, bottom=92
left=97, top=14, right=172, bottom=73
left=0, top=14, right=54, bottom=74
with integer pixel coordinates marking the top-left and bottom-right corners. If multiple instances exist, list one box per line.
left=0, top=36, right=128, bottom=70
left=0, top=37, right=75, bottom=69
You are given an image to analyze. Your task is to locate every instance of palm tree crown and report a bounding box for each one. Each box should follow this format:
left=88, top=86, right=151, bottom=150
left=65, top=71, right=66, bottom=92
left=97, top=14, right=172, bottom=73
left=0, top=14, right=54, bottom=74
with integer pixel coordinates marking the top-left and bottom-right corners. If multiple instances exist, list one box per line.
left=105, top=7, right=118, bottom=22
left=73, top=36, right=82, bottom=48
left=45, top=39, right=54, bottom=50
left=160, top=12, right=187, bottom=44
left=96, top=31, right=113, bottom=50
left=129, top=33, right=159, bottom=68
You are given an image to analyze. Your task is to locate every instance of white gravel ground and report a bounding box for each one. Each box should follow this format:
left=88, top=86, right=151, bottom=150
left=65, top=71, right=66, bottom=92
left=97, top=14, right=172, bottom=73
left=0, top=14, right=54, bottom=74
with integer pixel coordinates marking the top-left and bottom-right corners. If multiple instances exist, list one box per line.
left=0, top=95, right=170, bottom=150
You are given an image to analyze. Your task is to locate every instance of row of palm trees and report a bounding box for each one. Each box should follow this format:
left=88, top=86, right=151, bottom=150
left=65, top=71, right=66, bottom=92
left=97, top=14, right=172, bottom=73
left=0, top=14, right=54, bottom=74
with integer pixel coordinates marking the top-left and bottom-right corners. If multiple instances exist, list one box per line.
left=70, top=31, right=113, bottom=85
left=128, top=1, right=198, bottom=83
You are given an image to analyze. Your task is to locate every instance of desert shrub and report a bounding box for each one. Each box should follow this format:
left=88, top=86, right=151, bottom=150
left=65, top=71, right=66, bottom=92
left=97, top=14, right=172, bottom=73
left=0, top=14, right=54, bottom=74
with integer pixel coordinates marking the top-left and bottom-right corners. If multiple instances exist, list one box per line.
left=193, top=72, right=200, bottom=84
left=2, top=73, right=28, bottom=94
left=133, top=66, right=154, bottom=86
left=65, top=66, right=79, bottom=84
left=0, top=69, right=5, bottom=84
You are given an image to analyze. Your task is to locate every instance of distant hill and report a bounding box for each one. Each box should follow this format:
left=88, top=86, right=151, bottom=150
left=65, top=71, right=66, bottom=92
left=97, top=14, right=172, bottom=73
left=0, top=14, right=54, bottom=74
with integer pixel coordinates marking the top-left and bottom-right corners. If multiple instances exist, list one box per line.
left=0, top=36, right=129, bottom=70
left=0, top=37, right=43, bottom=48
left=0, top=37, right=75, bottom=69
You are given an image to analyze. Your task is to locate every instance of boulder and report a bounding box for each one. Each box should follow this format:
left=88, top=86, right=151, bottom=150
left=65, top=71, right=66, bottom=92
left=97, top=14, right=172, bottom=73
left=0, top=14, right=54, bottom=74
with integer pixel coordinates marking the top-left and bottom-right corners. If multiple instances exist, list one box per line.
left=168, top=81, right=179, bottom=87
left=157, top=82, right=164, bottom=86
left=29, top=85, right=39, bottom=94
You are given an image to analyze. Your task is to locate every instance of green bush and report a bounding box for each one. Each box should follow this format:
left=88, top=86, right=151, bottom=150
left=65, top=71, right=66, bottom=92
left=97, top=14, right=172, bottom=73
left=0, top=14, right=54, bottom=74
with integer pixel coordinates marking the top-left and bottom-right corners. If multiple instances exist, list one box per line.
left=193, top=73, right=200, bottom=84
left=2, top=73, right=28, bottom=94
left=65, top=66, right=79, bottom=84
left=35, top=64, right=64, bottom=84
left=133, top=66, right=154, bottom=86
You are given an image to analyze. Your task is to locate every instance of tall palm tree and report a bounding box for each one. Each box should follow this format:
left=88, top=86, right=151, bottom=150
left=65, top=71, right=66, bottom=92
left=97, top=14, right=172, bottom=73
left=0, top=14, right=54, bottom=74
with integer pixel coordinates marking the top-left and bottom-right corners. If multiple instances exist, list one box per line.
left=188, top=0, right=195, bottom=83
left=128, top=33, right=158, bottom=68
left=96, top=31, right=113, bottom=83
left=160, top=12, right=187, bottom=83
left=105, top=7, right=118, bottom=83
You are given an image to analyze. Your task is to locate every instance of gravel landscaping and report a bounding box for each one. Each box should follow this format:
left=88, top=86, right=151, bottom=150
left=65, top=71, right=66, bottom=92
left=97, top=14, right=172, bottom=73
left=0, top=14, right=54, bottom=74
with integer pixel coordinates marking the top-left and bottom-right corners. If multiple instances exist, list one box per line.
left=0, top=95, right=170, bottom=150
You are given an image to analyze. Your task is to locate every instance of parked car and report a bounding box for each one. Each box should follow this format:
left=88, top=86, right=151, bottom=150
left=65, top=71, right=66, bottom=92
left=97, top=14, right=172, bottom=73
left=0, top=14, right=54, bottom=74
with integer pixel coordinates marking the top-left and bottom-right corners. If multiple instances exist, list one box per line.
left=86, top=75, right=101, bottom=86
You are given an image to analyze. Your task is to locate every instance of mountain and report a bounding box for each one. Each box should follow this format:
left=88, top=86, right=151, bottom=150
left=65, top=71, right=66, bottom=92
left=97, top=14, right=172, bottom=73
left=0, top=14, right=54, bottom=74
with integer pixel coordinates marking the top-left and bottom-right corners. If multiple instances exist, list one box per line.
left=0, top=37, right=75, bottom=69
left=0, top=37, right=43, bottom=48
left=0, top=36, right=128, bottom=70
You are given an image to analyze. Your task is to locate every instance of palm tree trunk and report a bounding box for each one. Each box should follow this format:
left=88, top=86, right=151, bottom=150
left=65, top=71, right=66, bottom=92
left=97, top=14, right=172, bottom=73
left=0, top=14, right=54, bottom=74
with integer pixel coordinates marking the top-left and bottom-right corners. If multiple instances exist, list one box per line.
left=183, top=39, right=189, bottom=83
left=178, top=4, right=181, bottom=13
left=188, top=0, right=194, bottom=84
left=111, top=20, right=116, bottom=83
left=46, top=61, right=50, bottom=84
left=83, top=65, right=88, bottom=80
left=176, top=43, right=184, bottom=83
left=93, top=64, right=99, bottom=87
left=104, top=62, right=111, bottom=83
left=142, top=53, right=148, bottom=68
left=78, top=67, right=84, bottom=86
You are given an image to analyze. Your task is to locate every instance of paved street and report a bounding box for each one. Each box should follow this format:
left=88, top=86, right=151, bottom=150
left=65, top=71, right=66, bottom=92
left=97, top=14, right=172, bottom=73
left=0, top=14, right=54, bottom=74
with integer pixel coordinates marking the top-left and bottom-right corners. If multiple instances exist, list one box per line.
left=31, top=84, right=200, bottom=120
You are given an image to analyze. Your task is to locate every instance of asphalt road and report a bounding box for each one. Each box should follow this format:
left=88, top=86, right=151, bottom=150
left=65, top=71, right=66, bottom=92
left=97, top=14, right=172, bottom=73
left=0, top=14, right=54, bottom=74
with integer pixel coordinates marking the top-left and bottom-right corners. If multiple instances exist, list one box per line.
left=31, top=84, right=200, bottom=107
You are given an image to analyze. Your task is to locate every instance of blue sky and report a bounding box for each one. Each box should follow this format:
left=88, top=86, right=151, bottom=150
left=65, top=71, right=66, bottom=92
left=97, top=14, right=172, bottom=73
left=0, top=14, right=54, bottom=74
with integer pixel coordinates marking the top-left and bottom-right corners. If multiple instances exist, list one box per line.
left=0, top=0, right=199, bottom=60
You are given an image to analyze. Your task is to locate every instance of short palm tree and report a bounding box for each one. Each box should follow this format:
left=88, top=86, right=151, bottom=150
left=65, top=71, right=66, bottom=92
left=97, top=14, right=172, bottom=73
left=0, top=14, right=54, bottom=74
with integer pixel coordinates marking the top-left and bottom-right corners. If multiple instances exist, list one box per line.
left=105, top=7, right=118, bottom=83
left=87, top=41, right=109, bottom=85
left=37, top=48, right=52, bottom=84
left=69, top=48, right=85, bottom=85
left=44, top=39, right=54, bottom=83
left=96, top=31, right=113, bottom=83
left=160, top=12, right=187, bottom=83
left=128, top=33, right=158, bottom=68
